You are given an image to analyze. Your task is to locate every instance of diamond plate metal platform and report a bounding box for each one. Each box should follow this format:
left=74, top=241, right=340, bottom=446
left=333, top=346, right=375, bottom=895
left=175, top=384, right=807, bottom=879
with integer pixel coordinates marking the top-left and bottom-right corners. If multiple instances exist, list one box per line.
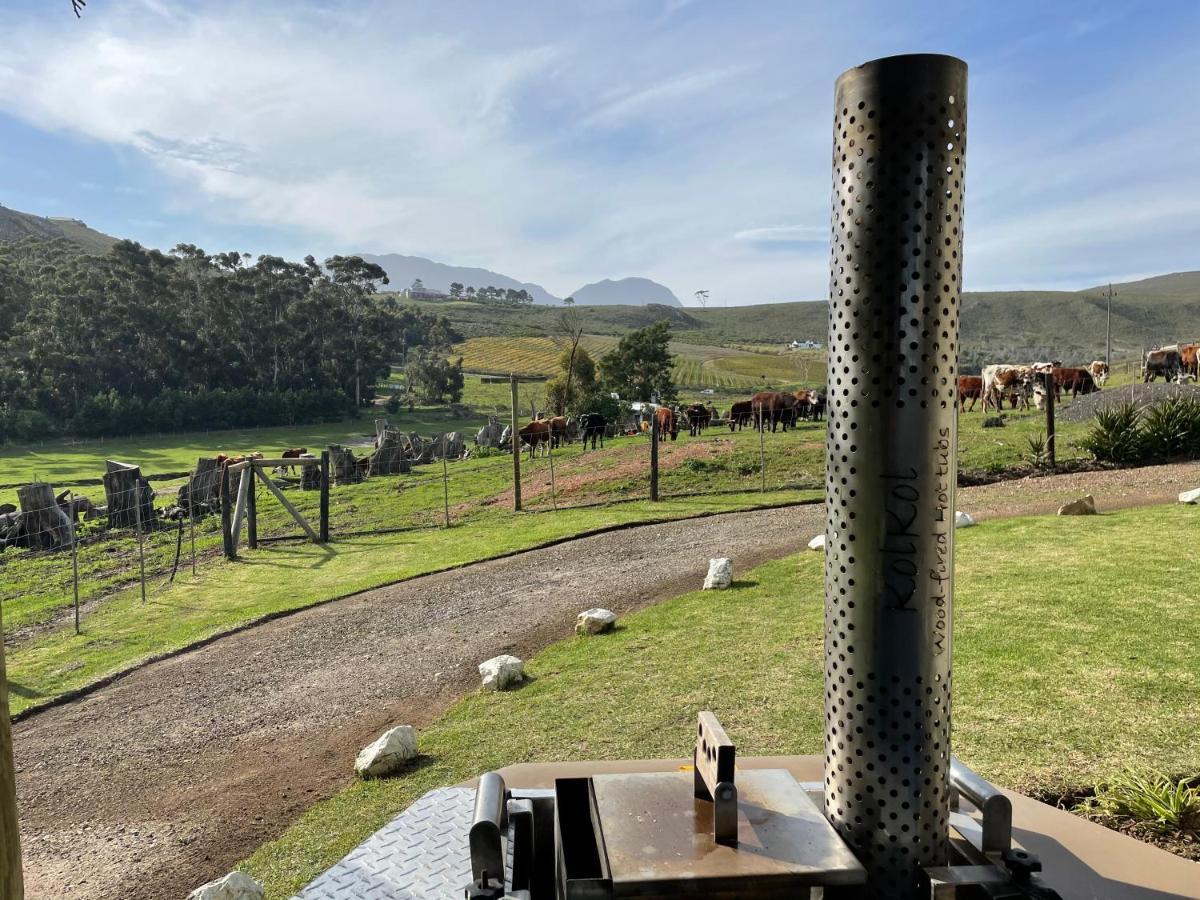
left=292, top=787, right=502, bottom=900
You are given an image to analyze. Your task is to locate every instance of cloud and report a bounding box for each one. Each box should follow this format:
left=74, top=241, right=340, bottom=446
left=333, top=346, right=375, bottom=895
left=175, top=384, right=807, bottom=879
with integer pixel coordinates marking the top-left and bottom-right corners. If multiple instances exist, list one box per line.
left=581, top=64, right=753, bottom=129
left=732, top=224, right=826, bottom=246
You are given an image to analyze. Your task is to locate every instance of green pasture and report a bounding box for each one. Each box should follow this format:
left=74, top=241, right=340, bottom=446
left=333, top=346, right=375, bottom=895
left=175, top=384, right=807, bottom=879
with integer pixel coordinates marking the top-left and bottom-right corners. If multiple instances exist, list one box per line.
left=242, top=503, right=1200, bottom=897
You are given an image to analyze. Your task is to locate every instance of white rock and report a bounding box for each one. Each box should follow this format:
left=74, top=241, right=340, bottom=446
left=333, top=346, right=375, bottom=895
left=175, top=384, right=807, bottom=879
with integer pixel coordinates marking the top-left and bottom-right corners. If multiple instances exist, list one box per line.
left=187, top=871, right=264, bottom=900
left=1057, top=495, right=1097, bottom=516
left=1179, top=488, right=1200, bottom=504
left=576, top=608, right=617, bottom=635
left=807, top=534, right=826, bottom=551
left=355, top=725, right=418, bottom=778
left=954, top=511, right=975, bottom=528
left=479, top=654, right=525, bottom=691
left=702, top=558, right=733, bottom=590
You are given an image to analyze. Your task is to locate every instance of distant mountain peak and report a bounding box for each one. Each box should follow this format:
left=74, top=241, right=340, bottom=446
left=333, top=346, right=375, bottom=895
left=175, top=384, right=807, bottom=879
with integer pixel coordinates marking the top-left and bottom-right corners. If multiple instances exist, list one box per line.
left=0, top=204, right=118, bottom=254
left=568, top=276, right=682, bottom=307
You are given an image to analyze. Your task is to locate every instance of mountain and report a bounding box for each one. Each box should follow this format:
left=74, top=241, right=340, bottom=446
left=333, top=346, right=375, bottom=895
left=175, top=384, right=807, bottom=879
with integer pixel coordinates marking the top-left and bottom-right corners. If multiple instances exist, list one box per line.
left=0, top=205, right=118, bottom=254
left=568, top=277, right=682, bottom=307
left=358, top=252, right=559, bottom=304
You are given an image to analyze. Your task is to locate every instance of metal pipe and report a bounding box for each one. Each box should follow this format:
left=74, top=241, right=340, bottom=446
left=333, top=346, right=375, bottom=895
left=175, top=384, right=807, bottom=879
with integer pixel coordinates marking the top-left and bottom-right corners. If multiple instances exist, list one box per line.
left=823, top=53, right=967, bottom=898
left=470, top=772, right=507, bottom=885
left=950, top=757, right=1012, bottom=855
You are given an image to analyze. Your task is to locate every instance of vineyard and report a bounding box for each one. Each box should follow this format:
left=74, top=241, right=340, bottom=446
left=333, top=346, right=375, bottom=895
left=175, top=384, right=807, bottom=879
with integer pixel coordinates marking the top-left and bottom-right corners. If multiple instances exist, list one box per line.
left=452, top=335, right=823, bottom=392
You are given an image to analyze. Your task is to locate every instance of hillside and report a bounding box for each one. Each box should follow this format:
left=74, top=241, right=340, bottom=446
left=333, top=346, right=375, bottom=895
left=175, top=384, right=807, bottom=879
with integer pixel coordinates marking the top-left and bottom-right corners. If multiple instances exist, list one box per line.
left=568, top=276, right=682, bottom=306
left=0, top=205, right=117, bottom=254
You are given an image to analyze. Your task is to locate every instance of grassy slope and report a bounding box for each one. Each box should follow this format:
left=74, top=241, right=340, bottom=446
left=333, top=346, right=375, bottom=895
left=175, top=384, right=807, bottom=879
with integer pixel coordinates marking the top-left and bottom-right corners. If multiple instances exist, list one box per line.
left=242, top=504, right=1200, bottom=897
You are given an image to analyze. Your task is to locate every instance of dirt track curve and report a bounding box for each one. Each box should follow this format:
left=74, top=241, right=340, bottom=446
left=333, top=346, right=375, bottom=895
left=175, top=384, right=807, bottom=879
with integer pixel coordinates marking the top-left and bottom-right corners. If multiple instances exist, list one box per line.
left=13, top=461, right=1200, bottom=899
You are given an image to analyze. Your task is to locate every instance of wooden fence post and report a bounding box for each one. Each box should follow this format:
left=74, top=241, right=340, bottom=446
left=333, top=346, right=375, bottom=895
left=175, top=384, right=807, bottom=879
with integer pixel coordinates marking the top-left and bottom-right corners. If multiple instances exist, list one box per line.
left=547, top=436, right=558, bottom=512
left=69, top=490, right=80, bottom=635
left=1044, top=370, right=1056, bottom=467
left=246, top=462, right=258, bottom=550
left=510, top=374, right=522, bottom=512
left=758, top=412, right=767, bottom=493
left=650, top=414, right=660, bottom=502
left=0, top=598, right=23, bottom=900
left=319, top=451, right=330, bottom=543
left=220, top=464, right=234, bottom=560
left=441, top=435, right=451, bottom=528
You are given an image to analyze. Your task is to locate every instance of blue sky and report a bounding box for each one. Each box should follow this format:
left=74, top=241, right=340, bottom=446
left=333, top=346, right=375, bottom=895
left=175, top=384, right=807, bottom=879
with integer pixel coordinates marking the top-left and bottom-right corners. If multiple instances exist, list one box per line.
left=1, top=0, right=1198, bottom=305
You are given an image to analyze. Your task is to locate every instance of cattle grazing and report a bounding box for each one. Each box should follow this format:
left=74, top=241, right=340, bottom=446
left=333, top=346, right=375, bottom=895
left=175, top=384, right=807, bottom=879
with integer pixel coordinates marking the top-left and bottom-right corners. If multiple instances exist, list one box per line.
left=280, top=447, right=308, bottom=473
left=981, top=365, right=1035, bottom=413
left=957, top=375, right=983, bottom=412
left=1144, top=348, right=1183, bottom=383
left=727, top=400, right=754, bottom=431
left=518, top=419, right=552, bottom=458
left=1052, top=367, right=1099, bottom=400
left=1180, top=344, right=1198, bottom=380
left=1088, top=360, right=1110, bottom=387
left=684, top=402, right=711, bottom=436
left=547, top=416, right=569, bottom=448
left=577, top=413, right=607, bottom=450
left=215, top=451, right=264, bottom=469
left=653, top=406, right=678, bottom=441
left=751, top=391, right=797, bottom=432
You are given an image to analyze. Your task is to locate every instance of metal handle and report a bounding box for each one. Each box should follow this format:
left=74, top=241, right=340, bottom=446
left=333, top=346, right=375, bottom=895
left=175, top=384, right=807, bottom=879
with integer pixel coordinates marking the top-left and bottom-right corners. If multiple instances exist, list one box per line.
left=950, top=758, right=1012, bottom=854
left=470, top=772, right=507, bottom=885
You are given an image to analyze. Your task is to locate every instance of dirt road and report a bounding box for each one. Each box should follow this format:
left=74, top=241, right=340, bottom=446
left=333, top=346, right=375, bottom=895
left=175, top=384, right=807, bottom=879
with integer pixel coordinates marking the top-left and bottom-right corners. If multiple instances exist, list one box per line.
left=13, top=461, right=1200, bottom=898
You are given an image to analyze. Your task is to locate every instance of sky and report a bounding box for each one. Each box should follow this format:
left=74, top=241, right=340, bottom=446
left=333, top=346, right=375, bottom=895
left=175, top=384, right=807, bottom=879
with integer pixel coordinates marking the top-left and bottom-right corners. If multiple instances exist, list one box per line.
left=1, top=0, right=1198, bottom=305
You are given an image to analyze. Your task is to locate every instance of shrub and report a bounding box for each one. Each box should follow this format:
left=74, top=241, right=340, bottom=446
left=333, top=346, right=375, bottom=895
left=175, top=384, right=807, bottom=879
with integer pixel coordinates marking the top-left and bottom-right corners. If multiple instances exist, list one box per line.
left=1140, top=395, right=1200, bottom=460
left=1024, top=431, right=1051, bottom=468
left=1076, top=772, right=1200, bottom=837
left=1079, top=402, right=1144, bottom=464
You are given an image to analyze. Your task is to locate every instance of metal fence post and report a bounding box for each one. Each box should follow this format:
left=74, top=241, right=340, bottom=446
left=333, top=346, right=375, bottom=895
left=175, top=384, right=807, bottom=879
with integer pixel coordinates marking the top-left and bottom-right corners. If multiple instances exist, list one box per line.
left=441, top=435, right=451, bottom=528
left=547, top=434, right=558, bottom=512
left=650, top=414, right=659, bottom=501
left=189, top=499, right=196, bottom=577
left=319, top=451, right=330, bottom=543
left=133, top=482, right=148, bottom=603
left=758, top=412, right=767, bottom=493
left=69, top=490, right=81, bottom=634
left=510, top=374, right=522, bottom=511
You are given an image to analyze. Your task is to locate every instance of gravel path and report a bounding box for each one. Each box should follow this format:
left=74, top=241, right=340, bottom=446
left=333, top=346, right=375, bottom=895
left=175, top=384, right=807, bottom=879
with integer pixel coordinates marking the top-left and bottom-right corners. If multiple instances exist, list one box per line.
left=13, top=460, right=1200, bottom=899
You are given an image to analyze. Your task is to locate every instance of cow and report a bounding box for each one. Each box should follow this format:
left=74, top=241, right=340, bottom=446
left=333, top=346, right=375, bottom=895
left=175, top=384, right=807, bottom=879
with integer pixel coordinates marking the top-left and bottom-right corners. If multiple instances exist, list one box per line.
left=518, top=419, right=552, bottom=458
left=1088, top=360, right=1110, bottom=387
left=547, top=416, right=569, bottom=449
left=981, top=365, right=1036, bottom=413
left=577, top=413, right=607, bottom=450
left=215, top=451, right=264, bottom=469
left=957, top=375, right=984, bottom=412
left=280, top=447, right=308, bottom=474
left=684, top=402, right=711, bottom=436
left=653, top=406, right=678, bottom=441
left=474, top=417, right=505, bottom=449
left=1052, top=367, right=1099, bottom=401
left=1180, top=344, right=1199, bottom=380
left=727, top=400, right=754, bottom=431
left=1144, top=348, right=1183, bottom=383
left=751, top=391, right=797, bottom=432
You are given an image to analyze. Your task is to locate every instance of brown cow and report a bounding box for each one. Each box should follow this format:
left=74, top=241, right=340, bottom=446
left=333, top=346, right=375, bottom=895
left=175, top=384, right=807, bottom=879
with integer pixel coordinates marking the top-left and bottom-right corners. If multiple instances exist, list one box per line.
left=547, top=416, right=569, bottom=448
left=981, top=365, right=1035, bottom=412
left=1144, top=349, right=1182, bottom=382
left=751, top=391, right=797, bottom=432
left=1180, top=344, right=1198, bottom=379
left=684, top=402, right=710, bottom=436
left=281, top=447, right=308, bottom=473
left=653, top=406, right=678, bottom=441
left=1088, top=360, right=1110, bottom=387
left=518, top=419, right=551, bottom=458
left=727, top=400, right=754, bottom=431
left=957, top=376, right=983, bottom=412
left=1052, top=367, right=1099, bottom=400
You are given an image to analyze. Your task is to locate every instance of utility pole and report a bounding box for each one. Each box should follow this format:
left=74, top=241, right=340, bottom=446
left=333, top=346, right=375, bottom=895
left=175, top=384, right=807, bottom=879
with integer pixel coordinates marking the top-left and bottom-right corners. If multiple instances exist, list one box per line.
left=1106, top=283, right=1113, bottom=368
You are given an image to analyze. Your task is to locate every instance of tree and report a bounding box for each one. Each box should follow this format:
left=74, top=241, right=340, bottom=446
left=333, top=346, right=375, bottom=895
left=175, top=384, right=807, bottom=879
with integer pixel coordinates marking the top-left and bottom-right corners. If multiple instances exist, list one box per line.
left=404, top=350, right=464, bottom=404
left=325, top=255, right=390, bottom=408
left=562, top=296, right=575, bottom=306
left=449, top=282, right=464, bottom=299
left=599, top=320, right=676, bottom=404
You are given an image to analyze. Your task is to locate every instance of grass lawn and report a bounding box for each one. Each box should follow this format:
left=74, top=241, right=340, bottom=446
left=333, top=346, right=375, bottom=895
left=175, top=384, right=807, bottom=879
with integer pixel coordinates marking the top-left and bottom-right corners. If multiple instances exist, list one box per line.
left=241, top=503, right=1200, bottom=898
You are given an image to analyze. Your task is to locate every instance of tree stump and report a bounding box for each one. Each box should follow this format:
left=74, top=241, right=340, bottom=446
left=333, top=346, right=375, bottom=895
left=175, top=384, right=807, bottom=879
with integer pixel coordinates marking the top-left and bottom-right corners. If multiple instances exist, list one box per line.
left=369, top=425, right=410, bottom=475
left=102, top=460, right=155, bottom=530
left=16, top=482, right=72, bottom=550
left=300, top=455, right=321, bottom=491
left=327, top=445, right=362, bottom=485
left=178, top=457, right=221, bottom=513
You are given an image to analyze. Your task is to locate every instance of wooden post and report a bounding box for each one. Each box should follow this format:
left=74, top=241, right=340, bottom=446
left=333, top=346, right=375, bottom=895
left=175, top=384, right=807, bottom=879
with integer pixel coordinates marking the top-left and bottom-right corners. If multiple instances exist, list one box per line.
left=188, top=492, right=197, bottom=578
left=547, top=436, right=558, bottom=512
left=319, top=451, right=330, bottom=543
left=1044, top=370, right=1056, bottom=468
left=70, top=491, right=80, bottom=635
left=220, top=464, right=234, bottom=560
left=650, top=414, right=660, bottom=502
left=246, top=462, right=258, bottom=550
left=253, top=466, right=319, bottom=542
left=441, top=435, right=451, bottom=528
left=0, top=595, right=23, bottom=900
left=510, top=374, right=522, bottom=512
left=758, top=414, right=767, bottom=493
left=230, top=468, right=249, bottom=552
left=133, top=482, right=148, bottom=603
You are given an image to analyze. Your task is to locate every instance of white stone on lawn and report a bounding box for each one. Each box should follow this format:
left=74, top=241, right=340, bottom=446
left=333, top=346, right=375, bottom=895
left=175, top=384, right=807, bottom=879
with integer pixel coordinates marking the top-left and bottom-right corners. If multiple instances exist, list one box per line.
left=187, top=871, right=265, bottom=900
left=954, top=511, right=975, bottom=528
left=355, top=725, right=418, bottom=778
left=807, top=534, right=826, bottom=551
left=703, top=558, right=733, bottom=590
left=1179, top=487, right=1200, bottom=504
left=1057, top=495, right=1097, bottom=516
left=479, top=654, right=525, bottom=691
left=576, top=608, right=616, bottom=635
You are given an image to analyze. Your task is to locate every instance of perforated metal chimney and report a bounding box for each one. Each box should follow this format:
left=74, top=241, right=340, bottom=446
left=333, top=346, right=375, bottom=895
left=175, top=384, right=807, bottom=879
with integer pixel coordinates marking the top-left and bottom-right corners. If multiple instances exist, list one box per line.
left=823, top=53, right=967, bottom=899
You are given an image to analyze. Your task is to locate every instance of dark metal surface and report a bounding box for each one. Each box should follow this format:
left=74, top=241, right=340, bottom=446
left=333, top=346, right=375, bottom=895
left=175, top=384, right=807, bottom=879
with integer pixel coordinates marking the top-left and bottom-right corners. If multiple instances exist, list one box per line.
left=590, top=769, right=865, bottom=897
left=824, top=53, right=968, bottom=898
left=470, top=771, right=507, bottom=885
left=693, top=711, right=738, bottom=845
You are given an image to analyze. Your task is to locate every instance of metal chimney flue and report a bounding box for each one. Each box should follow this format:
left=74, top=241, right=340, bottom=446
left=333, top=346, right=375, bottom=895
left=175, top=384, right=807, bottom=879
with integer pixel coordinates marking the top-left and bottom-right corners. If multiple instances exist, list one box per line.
left=824, top=54, right=967, bottom=898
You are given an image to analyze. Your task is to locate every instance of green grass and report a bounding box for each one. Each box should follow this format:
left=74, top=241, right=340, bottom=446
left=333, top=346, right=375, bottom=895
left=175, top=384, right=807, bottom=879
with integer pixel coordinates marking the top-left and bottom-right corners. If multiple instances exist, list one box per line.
left=241, top=503, right=1200, bottom=897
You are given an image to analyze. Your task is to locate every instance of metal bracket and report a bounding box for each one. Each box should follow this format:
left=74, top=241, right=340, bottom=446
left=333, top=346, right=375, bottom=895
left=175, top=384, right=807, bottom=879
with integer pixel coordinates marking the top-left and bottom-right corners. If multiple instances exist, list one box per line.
left=693, top=711, right=738, bottom=845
